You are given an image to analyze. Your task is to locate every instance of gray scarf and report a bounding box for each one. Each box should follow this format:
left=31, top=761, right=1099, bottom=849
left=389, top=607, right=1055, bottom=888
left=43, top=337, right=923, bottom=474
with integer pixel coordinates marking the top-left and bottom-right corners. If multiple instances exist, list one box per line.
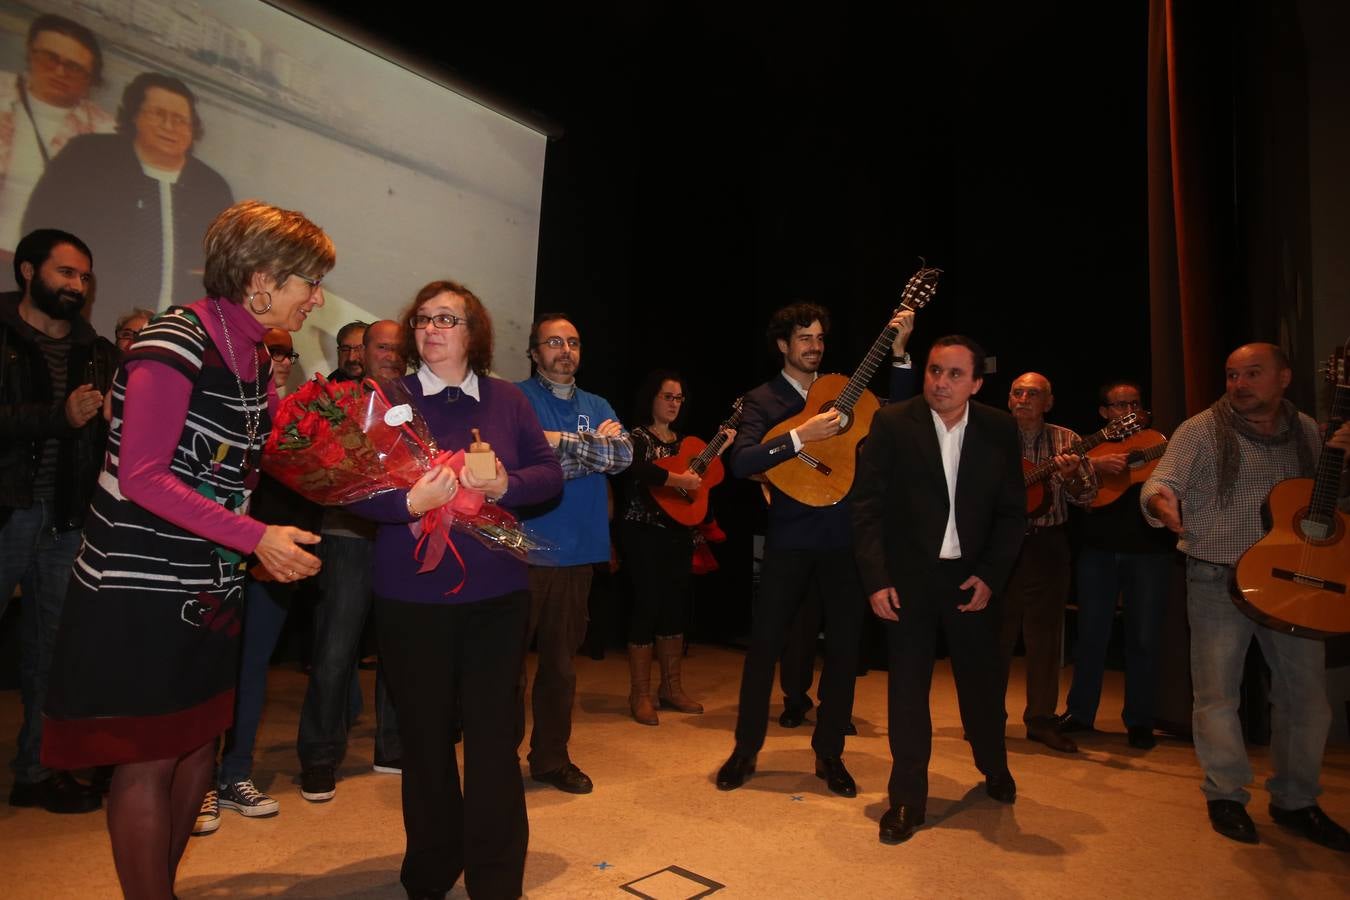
left=1210, top=395, right=1315, bottom=508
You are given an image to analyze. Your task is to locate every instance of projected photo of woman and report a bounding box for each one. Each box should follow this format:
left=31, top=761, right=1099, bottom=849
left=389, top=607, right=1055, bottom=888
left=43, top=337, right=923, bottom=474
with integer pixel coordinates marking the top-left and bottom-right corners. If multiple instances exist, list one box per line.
left=22, top=71, right=233, bottom=315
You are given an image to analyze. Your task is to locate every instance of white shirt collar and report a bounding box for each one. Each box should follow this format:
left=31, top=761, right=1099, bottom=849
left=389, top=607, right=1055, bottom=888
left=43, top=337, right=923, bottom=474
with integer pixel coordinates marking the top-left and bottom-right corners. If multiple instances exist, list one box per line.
left=781, top=369, right=815, bottom=399
left=418, top=366, right=480, bottom=400
left=930, top=402, right=970, bottom=434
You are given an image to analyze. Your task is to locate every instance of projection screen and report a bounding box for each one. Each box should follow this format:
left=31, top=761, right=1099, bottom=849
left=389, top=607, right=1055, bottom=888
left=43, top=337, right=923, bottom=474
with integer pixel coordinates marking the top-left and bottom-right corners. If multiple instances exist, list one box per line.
left=0, top=0, right=548, bottom=381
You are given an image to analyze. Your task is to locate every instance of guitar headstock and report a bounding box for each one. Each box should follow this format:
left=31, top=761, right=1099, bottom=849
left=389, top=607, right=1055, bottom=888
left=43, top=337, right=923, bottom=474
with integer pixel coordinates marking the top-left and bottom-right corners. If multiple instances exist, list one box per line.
left=724, top=396, right=745, bottom=430
left=898, top=263, right=942, bottom=312
left=1103, top=412, right=1141, bottom=440
left=1323, top=345, right=1347, bottom=387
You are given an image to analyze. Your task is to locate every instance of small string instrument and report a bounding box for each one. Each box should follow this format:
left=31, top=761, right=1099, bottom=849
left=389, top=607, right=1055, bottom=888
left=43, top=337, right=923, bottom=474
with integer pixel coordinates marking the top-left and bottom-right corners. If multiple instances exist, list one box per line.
left=1023, top=413, right=1140, bottom=517
left=1088, top=428, right=1169, bottom=507
left=649, top=398, right=744, bottom=527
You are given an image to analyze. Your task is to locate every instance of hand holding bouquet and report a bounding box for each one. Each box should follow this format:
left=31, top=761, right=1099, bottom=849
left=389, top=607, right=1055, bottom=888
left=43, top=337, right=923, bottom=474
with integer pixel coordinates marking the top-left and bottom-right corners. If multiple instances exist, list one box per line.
left=262, top=375, right=548, bottom=589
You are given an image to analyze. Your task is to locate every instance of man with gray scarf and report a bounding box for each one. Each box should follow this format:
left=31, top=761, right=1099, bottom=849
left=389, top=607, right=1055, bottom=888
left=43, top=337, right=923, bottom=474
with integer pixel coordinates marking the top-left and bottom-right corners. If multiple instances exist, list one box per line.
left=1142, top=342, right=1349, bottom=852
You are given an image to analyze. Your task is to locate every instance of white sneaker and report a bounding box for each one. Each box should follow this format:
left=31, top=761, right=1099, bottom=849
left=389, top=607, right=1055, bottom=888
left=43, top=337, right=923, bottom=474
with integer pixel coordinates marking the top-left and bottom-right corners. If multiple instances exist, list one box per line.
left=218, top=779, right=280, bottom=817
left=192, top=789, right=221, bottom=836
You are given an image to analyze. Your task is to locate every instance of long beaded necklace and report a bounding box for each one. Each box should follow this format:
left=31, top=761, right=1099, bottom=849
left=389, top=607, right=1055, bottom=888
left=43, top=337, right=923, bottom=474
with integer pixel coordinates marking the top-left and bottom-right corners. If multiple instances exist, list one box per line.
left=213, top=299, right=262, bottom=472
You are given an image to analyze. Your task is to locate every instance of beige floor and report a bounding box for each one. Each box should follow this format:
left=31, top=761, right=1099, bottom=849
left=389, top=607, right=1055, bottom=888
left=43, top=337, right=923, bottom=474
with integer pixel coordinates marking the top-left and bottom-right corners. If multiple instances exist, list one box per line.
left=1, top=647, right=1348, bottom=899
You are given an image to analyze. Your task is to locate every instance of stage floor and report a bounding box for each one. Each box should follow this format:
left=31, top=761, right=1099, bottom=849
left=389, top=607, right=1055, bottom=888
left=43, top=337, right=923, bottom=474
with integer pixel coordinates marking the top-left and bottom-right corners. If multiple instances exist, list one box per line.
left=1, top=646, right=1347, bottom=898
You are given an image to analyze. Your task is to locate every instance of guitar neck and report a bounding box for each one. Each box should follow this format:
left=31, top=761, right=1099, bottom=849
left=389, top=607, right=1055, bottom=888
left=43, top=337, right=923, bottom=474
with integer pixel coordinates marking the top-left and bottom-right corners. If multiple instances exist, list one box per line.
left=689, top=429, right=730, bottom=474
left=835, top=298, right=920, bottom=415
left=1025, top=429, right=1109, bottom=485
left=1308, top=382, right=1347, bottom=522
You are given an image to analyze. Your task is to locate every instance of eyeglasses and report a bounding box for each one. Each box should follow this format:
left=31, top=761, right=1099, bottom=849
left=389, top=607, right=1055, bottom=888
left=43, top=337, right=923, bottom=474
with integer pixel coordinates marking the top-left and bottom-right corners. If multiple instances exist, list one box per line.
left=116, top=328, right=140, bottom=343
left=659, top=392, right=685, bottom=403
left=1106, top=400, right=1141, bottom=410
left=268, top=348, right=299, bottom=362
left=1010, top=388, right=1044, bottom=398
left=337, top=343, right=363, bottom=355
left=139, top=106, right=193, bottom=131
left=29, top=47, right=93, bottom=82
left=290, top=273, right=323, bottom=290
left=410, top=313, right=465, bottom=330
left=534, top=336, right=581, bottom=351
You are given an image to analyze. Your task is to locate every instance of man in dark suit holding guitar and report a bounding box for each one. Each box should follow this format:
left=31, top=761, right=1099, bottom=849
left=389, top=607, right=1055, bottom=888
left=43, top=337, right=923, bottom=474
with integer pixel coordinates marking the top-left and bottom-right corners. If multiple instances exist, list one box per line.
left=715, top=302, right=913, bottom=798
left=852, top=335, right=1025, bottom=845
left=1142, top=342, right=1350, bottom=851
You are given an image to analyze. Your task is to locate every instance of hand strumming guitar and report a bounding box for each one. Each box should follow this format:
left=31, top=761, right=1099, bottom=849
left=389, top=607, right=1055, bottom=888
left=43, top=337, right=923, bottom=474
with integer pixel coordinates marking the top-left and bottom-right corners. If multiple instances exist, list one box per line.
left=795, top=409, right=842, bottom=444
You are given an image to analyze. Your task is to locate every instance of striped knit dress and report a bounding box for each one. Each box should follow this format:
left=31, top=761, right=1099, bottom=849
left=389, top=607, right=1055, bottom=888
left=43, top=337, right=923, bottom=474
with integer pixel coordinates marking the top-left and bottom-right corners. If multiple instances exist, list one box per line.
left=43, top=305, right=269, bottom=766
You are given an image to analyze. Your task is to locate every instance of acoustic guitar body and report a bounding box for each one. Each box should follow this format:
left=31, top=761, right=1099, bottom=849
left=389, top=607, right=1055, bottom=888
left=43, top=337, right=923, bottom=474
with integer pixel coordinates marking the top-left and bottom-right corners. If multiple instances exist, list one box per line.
left=650, top=438, right=725, bottom=527
left=1089, top=428, right=1168, bottom=507
left=1022, top=460, right=1051, bottom=518
left=1234, top=477, right=1350, bottom=637
left=762, top=373, right=881, bottom=507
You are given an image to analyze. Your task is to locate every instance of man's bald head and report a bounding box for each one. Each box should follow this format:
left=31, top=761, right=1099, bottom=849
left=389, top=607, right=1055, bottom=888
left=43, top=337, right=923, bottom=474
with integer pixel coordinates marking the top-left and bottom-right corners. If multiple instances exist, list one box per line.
left=364, top=319, right=406, bottom=381
left=1009, top=371, right=1053, bottom=428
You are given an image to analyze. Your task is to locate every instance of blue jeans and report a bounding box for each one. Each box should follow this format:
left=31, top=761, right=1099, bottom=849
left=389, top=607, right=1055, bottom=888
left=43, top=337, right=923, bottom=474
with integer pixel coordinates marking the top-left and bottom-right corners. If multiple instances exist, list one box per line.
left=1186, top=557, right=1330, bottom=809
left=0, top=500, right=82, bottom=783
left=1066, top=548, right=1171, bottom=729
left=219, top=577, right=293, bottom=785
left=298, top=534, right=400, bottom=769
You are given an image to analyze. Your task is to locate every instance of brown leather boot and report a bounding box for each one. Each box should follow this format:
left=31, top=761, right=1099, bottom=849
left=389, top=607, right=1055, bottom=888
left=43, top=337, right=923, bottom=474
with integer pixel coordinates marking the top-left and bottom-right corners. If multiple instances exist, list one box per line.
left=656, top=634, right=703, bottom=714
left=628, top=644, right=658, bottom=725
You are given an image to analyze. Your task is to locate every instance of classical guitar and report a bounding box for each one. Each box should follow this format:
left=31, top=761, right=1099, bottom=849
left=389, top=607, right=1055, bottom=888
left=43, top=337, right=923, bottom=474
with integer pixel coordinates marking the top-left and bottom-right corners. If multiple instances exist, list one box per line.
left=762, top=264, right=941, bottom=507
left=649, top=398, right=744, bottom=527
left=1234, top=348, right=1350, bottom=637
left=1088, top=428, right=1169, bottom=507
left=1023, top=413, right=1141, bottom=517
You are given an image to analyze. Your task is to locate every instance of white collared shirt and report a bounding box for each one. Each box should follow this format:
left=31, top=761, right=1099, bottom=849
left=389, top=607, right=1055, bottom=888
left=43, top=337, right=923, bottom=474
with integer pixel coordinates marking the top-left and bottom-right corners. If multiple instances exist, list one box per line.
left=931, top=403, right=969, bottom=559
left=418, top=366, right=480, bottom=400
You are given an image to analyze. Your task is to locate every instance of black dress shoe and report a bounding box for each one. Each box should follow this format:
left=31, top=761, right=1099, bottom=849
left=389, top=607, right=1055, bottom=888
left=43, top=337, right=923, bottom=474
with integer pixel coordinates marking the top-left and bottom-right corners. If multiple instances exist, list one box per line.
left=1269, top=804, right=1350, bottom=852
left=879, top=805, right=926, bottom=845
left=985, top=773, right=1017, bottom=804
left=1027, top=719, right=1078, bottom=753
left=716, top=753, right=756, bottom=791
left=531, top=762, right=593, bottom=794
left=1207, top=800, right=1258, bottom=844
left=778, top=707, right=807, bottom=728
left=1051, top=712, right=1093, bottom=734
left=845, top=720, right=858, bottom=736
left=1127, top=726, right=1157, bottom=750
left=814, top=756, right=857, bottom=798
left=9, top=772, right=102, bottom=814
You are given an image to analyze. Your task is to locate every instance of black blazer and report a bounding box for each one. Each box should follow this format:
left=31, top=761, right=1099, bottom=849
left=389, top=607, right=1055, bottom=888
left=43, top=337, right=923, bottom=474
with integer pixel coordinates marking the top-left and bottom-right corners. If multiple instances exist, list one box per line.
left=851, top=396, right=1025, bottom=597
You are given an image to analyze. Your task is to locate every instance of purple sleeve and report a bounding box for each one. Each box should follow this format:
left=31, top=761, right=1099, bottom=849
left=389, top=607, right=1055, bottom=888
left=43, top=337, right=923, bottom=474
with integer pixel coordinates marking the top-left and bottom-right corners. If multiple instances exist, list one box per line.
left=118, top=359, right=267, bottom=554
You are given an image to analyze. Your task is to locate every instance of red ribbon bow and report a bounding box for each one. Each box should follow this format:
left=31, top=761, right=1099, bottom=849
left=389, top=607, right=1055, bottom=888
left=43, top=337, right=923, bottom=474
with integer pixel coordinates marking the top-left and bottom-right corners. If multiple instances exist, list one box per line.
left=409, top=449, right=486, bottom=594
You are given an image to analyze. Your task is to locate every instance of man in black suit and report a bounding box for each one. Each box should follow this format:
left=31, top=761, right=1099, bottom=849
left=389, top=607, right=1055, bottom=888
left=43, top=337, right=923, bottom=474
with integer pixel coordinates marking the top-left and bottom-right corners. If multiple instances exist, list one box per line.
left=852, top=335, right=1025, bottom=845
left=716, top=302, right=914, bottom=798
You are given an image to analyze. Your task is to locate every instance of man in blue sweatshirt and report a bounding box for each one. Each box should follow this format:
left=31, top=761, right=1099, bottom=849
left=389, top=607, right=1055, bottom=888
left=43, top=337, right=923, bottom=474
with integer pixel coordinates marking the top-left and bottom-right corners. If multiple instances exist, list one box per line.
left=517, top=313, right=632, bottom=793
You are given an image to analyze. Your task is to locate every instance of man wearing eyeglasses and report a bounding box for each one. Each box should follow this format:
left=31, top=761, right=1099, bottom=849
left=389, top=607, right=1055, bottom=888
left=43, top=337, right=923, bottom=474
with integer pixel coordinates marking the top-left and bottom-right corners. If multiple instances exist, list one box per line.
left=1054, top=380, right=1173, bottom=751
left=328, top=320, right=367, bottom=382
left=0, top=15, right=114, bottom=256
left=515, top=313, right=632, bottom=795
left=22, top=71, right=233, bottom=313
left=998, top=371, right=1096, bottom=754
left=264, top=327, right=299, bottom=396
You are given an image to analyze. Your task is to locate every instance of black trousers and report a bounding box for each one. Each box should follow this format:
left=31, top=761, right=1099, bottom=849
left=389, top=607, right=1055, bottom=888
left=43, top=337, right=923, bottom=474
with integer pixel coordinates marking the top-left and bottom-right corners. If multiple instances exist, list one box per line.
left=617, top=520, right=693, bottom=643
left=997, top=527, right=1071, bottom=723
left=779, top=586, right=822, bottom=713
left=733, top=546, right=865, bottom=758
left=376, top=591, right=530, bottom=900
left=886, top=559, right=1009, bottom=809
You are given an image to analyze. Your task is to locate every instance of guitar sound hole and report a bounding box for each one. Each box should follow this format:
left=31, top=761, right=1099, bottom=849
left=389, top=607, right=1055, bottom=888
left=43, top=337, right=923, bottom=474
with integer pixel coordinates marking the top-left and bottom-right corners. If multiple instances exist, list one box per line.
left=1293, top=508, right=1343, bottom=546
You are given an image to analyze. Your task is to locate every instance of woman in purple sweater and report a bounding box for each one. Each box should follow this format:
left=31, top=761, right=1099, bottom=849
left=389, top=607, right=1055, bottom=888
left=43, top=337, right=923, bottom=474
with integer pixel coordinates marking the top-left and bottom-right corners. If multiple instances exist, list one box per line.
left=349, top=279, right=562, bottom=900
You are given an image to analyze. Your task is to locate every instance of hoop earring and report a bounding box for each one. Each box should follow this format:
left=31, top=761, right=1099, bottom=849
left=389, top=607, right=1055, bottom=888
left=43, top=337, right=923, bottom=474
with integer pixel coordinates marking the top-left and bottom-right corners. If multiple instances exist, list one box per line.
left=247, top=291, right=272, bottom=315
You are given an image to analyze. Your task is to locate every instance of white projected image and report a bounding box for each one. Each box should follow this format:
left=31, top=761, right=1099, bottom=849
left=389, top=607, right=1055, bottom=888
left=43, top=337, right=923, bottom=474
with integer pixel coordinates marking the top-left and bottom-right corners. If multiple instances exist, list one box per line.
left=0, top=0, right=546, bottom=381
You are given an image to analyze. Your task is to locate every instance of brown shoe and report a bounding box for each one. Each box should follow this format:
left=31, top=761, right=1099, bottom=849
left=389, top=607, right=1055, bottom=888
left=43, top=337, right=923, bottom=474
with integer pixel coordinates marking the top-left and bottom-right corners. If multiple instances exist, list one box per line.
left=1026, top=717, right=1078, bottom=753
left=656, top=634, right=703, bottom=714
left=627, top=644, right=658, bottom=725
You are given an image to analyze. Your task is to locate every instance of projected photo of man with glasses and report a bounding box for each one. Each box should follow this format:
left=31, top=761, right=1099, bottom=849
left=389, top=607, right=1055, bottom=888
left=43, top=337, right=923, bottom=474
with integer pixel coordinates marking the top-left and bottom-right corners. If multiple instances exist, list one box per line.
left=0, top=14, right=115, bottom=256
left=23, top=71, right=234, bottom=316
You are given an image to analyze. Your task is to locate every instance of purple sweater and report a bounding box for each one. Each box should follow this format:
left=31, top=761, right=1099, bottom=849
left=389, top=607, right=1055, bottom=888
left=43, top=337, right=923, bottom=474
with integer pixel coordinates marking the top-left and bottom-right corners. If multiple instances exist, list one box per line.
left=348, top=373, right=563, bottom=604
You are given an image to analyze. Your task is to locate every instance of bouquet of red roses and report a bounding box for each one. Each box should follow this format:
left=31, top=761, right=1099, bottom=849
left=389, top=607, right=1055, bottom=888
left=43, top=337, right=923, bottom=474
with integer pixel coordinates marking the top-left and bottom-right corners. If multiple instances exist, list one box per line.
left=262, top=375, right=548, bottom=579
